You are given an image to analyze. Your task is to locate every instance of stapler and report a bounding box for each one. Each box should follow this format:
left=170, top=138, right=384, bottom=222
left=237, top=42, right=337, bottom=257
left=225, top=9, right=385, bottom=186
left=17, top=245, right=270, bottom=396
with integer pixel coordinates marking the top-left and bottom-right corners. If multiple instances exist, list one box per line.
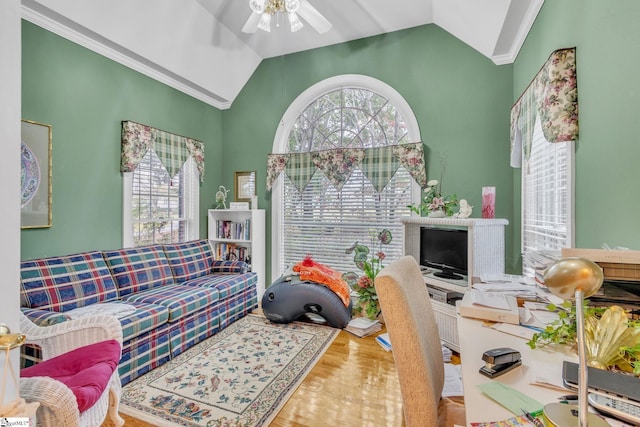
left=479, top=347, right=522, bottom=378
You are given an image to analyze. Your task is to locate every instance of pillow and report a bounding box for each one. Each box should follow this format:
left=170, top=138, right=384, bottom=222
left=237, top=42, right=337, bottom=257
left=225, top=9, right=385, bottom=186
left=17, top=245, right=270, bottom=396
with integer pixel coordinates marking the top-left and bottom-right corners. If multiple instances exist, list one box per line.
left=21, top=339, right=121, bottom=412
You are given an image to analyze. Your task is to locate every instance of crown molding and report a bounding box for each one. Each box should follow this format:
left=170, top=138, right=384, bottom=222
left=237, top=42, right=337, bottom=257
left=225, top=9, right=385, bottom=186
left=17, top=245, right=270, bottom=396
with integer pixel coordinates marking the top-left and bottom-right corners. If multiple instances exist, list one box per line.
left=492, top=0, right=544, bottom=65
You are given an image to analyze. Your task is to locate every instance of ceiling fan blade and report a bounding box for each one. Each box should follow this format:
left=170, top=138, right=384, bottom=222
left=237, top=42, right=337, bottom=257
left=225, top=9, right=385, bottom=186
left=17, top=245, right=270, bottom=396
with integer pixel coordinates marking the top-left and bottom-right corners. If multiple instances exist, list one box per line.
left=241, top=12, right=261, bottom=33
left=298, top=0, right=332, bottom=34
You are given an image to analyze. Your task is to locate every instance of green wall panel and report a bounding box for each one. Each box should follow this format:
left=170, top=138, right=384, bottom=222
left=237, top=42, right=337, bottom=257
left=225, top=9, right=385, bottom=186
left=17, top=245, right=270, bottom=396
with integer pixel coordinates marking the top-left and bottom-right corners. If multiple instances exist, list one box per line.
left=513, top=0, right=640, bottom=256
left=21, top=21, right=222, bottom=260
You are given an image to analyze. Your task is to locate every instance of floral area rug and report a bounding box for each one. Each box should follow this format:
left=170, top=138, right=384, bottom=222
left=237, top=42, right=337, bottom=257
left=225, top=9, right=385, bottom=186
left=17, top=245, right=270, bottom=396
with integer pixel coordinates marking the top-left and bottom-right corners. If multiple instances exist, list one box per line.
left=119, top=314, right=339, bottom=427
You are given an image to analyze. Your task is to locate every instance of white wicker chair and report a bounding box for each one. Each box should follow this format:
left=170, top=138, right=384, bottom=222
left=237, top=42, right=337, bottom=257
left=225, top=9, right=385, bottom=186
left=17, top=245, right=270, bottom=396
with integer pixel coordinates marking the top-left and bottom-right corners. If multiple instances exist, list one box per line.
left=19, top=313, right=124, bottom=427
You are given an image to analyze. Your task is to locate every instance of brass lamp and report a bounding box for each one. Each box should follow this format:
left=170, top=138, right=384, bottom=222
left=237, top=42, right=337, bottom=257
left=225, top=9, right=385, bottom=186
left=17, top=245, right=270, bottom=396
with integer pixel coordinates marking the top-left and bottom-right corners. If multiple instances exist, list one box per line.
left=542, top=258, right=609, bottom=427
left=0, top=323, right=26, bottom=411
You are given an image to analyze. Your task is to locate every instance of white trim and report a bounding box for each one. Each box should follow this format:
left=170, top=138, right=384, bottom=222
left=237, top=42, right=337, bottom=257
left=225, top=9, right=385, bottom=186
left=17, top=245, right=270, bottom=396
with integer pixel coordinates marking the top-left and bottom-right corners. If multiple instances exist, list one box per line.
left=21, top=2, right=231, bottom=109
left=122, top=172, right=133, bottom=248
left=271, top=74, right=422, bottom=281
left=492, top=0, right=544, bottom=65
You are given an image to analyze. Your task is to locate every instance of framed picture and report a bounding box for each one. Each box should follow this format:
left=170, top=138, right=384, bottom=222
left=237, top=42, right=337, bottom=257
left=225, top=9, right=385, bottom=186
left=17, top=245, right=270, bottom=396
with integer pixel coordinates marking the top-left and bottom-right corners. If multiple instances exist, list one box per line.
left=21, top=120, right=52, bottom=229
left=234, top=171, right=256, bottom=202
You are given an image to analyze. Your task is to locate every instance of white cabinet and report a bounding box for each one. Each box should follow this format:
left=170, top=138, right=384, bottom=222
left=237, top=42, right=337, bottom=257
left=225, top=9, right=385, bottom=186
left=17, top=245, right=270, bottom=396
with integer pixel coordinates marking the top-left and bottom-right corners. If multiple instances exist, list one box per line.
left=401, top=217, right=508, bottom=351
left=208, top=209, right=265, bottom=299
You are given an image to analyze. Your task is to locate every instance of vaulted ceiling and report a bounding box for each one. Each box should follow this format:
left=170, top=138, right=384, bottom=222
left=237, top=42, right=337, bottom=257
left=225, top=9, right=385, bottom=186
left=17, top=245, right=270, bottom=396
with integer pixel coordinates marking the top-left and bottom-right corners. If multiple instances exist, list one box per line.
left=22, top=0, right=543, bottom=109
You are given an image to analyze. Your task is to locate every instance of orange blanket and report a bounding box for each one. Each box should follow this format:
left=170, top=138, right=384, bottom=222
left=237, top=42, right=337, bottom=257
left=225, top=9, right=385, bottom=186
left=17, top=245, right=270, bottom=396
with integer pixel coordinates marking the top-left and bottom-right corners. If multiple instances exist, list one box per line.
left=292, top=256, right=351, bottom=308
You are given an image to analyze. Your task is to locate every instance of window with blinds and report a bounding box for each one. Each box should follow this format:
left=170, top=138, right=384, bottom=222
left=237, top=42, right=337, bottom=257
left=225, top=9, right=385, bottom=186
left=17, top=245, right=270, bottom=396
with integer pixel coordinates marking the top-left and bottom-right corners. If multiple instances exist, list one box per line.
left=124, top=150, right=198, bottom=246
left=521, top=117, right=575, bottom=275
left=277, top=86, right=415, bottom=275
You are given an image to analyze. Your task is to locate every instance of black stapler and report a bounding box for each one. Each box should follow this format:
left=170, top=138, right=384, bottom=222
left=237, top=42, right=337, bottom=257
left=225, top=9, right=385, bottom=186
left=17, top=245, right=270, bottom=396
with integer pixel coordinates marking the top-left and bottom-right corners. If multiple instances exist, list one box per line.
left=479, top=347, right=522, bottom=378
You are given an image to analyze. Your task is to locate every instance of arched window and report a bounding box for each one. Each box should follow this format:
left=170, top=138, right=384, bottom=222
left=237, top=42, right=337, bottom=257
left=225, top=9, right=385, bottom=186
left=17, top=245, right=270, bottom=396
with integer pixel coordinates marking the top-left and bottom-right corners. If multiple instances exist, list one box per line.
left=271, top=75, right=422, bottom=279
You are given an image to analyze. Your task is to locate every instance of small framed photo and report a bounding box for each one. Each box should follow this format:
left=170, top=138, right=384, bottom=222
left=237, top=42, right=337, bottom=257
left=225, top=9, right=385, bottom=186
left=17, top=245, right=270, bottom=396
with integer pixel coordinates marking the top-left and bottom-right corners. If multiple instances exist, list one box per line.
left=21, top=119, right=52, bottom=229
left=234, top=171, right=256, bottom=202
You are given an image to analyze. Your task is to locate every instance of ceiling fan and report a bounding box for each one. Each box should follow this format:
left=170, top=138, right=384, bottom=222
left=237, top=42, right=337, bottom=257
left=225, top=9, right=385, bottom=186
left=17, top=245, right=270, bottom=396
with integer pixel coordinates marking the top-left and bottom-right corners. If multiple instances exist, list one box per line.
left=242, top=0, right=332, bottom=34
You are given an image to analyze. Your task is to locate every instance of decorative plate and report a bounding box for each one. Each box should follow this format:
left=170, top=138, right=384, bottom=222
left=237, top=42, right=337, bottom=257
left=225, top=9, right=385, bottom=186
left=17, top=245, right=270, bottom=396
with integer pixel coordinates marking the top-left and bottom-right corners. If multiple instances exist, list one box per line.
left=21, top=141, right=40, bottom=207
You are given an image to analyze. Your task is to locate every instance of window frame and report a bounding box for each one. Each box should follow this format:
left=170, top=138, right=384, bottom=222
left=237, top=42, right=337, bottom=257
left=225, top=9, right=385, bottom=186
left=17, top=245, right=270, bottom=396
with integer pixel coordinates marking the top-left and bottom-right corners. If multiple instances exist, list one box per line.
left=122, top=155, right=199, bottom=248
left=270, top=74, right=422, bottom=281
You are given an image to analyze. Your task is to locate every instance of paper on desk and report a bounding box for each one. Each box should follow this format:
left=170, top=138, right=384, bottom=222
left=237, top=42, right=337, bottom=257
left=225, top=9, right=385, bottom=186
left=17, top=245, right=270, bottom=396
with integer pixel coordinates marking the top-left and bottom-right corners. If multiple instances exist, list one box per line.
left=442, top=363, right=464, bottom=397
left=469, top=289, right=511, bottom=310
left=477, top=381, right=544, bottom=416
left=528, top=358, right=567, bottom=391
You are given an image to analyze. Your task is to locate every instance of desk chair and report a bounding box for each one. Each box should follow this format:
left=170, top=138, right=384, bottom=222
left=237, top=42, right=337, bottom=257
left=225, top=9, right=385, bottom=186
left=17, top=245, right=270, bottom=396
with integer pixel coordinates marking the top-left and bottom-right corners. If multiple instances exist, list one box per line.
left=375, top=256, right=466, bottom=427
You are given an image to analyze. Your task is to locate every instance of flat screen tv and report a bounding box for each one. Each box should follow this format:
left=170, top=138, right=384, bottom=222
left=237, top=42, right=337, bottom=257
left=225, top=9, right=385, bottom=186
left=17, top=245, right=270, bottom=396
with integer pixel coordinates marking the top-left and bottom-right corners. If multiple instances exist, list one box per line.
left=420, top=227, right=468, bottom=280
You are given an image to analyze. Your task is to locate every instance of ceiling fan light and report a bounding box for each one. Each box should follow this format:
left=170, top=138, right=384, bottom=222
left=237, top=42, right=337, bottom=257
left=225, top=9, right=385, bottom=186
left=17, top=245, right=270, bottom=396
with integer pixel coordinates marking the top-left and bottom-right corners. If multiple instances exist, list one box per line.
left=288, top=12, right=303, bottom=32
left=249, top=0, right=266, bottom=14
left=285, top=0, right=300, bottom=13
left=257, top=13, right=272, bottom=32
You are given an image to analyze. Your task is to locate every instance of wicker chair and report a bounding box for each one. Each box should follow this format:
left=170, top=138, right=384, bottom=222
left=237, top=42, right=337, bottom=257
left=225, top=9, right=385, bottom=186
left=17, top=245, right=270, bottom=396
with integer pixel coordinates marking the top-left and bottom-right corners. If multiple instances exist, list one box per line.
left=374, top=256, right=466, bottom=427
left=19, top=313, right=124, bottom=427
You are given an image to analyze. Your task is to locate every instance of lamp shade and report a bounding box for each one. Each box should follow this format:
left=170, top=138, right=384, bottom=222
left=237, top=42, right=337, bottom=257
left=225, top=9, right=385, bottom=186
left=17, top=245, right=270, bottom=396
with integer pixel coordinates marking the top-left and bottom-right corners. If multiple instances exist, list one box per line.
left=543, top=257, right=604, bottom=301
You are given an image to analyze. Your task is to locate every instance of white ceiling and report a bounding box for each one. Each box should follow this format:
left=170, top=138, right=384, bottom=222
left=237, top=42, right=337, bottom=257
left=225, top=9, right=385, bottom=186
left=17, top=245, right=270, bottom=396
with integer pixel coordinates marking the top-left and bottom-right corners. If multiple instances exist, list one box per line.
left=21, top=0, right=543, bottom=109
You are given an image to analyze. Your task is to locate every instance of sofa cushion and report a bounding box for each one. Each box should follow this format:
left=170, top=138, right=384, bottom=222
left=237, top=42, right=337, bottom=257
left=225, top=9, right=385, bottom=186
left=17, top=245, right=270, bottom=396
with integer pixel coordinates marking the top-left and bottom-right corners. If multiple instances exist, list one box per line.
left=162, top=240, right=214, bottom=282
left=103, top=245, right=175, bottom=297
left=115, top=300, right=170, bottom=341
left=20, top=251, right=119, bottom=312
left=182, top=271, right=257, bottom=300
left=121, top=283, right=219, bottom=322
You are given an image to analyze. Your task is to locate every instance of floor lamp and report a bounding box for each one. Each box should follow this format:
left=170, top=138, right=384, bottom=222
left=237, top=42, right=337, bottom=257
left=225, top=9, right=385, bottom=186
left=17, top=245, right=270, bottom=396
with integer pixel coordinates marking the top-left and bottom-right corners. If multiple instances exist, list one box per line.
left=542, top=258, right=609, bottom=427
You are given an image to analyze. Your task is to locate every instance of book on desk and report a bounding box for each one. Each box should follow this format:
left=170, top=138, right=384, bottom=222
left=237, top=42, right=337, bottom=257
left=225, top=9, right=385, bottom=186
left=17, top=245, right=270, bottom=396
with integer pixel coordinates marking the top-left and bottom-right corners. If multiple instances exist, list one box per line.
left=457, top=290, right=520, bottom=324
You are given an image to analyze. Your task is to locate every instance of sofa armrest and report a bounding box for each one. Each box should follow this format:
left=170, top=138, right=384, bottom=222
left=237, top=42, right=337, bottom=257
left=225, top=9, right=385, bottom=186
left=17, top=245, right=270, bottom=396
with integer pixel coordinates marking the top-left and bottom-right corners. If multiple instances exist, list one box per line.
left=212, top=260, right=250, bottom=274
left=20, top=308, right=69, bottom=326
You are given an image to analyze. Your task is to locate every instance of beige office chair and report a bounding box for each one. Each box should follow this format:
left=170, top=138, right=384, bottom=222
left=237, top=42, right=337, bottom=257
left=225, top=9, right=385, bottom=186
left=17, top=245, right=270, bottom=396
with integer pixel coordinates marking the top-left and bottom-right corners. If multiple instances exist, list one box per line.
left=375, top=255, right=465, bottom=427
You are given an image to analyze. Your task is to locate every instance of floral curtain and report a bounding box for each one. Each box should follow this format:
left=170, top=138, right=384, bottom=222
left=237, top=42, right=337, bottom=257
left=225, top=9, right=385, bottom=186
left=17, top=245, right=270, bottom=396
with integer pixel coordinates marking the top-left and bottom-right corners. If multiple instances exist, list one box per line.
left=510, top=47, right=578, bottom=168
left=266, top=142, right=428, bottom=193
left=121, top=120, right=205, bottom=181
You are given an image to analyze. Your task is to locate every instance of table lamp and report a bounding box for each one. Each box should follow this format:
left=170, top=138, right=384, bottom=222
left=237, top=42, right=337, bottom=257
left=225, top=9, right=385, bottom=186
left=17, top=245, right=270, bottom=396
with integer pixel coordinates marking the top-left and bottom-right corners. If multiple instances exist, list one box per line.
left=0, top=323, right=26, bottom=412
left=541, top=258, right=609, bottom=427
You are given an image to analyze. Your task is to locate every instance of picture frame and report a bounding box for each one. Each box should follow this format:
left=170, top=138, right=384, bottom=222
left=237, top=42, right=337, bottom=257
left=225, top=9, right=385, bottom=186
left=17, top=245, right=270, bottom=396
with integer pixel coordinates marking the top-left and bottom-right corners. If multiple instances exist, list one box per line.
left=234, top=171, right=256, bottom=202
left=21, top=120, right=52, bottom=229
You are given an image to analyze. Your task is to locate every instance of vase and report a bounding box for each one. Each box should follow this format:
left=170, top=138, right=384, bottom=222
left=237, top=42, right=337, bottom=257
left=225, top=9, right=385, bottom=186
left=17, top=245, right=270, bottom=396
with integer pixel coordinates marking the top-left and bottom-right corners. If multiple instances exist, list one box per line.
left=427, top=209, right=446, bottom=218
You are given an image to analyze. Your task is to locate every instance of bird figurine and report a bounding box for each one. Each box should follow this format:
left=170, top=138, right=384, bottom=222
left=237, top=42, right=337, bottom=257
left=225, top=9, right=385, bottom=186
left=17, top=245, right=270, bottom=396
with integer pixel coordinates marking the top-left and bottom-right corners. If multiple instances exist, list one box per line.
left=215, top=185, right=230, bottom=209
left=456, top=199, right=473, bottom=218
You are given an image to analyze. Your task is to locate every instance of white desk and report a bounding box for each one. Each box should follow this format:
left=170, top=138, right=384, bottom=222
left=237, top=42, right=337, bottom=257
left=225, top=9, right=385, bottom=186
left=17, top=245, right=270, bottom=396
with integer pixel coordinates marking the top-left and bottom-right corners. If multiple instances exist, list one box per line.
left=457, top=314, right=576, bottom=425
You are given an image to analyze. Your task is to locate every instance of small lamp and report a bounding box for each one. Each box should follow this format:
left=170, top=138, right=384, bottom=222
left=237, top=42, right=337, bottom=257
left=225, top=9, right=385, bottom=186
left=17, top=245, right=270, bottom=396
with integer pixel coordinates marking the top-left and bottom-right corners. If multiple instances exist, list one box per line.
left=542, top=258, right=609, bottom=427
left=0, top=323, right=26, bottom=410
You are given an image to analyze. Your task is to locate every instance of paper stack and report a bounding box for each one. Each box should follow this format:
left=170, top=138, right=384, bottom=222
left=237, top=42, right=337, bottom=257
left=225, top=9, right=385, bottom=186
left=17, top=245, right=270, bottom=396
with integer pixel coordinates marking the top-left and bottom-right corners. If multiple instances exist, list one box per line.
left=344, top=317, right=382, bottom=338
left=375, top=332, right=392, bottom=351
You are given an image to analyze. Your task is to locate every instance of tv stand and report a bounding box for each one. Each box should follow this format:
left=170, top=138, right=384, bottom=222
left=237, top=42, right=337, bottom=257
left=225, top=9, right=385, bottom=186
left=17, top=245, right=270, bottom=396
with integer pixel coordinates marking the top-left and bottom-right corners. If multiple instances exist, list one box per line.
left=433, top=271, right=464, bottom=281
left=402, top=217, right=508, bottom=351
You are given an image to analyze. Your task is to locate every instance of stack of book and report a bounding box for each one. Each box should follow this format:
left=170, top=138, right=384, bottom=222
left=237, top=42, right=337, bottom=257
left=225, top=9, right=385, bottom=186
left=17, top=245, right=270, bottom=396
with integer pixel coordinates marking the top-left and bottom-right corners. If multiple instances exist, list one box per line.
left=344, top=317, right=382, bottom=338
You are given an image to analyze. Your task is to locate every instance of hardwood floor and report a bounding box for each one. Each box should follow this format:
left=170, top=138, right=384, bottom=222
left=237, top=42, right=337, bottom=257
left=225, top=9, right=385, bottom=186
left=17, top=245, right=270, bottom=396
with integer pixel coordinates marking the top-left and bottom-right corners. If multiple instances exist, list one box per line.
left=102, top=324, right=405, bottom=427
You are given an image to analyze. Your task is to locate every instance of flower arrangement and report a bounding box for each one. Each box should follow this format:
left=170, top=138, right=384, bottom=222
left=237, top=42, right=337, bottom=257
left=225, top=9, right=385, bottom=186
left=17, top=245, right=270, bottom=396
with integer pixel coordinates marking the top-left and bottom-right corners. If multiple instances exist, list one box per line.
left=408, top=179, right=459, bottom=217
left=342, top=229, right=393, bottom=320
left=408, top=155, right=458, bottom=217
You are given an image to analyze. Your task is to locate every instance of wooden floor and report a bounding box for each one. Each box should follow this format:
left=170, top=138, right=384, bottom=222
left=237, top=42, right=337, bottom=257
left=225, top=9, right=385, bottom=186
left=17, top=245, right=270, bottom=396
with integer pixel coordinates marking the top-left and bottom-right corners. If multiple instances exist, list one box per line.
left=102, top=322, right=405, bottom=427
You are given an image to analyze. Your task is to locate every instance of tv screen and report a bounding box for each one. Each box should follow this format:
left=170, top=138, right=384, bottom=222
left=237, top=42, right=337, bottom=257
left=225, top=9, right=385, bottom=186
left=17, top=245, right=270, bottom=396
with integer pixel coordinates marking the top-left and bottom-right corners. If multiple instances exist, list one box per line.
left=420, top=227, right=468, bottom=280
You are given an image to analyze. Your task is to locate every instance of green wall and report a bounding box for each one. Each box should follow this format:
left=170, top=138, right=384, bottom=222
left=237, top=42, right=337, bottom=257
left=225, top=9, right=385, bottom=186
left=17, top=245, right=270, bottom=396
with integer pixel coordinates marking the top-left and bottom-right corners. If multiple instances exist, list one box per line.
left=21, top=21, right=223, bottom=260
left=222, top=25, right=515, bottom=279
left=512, top=0, right=640, bottom=254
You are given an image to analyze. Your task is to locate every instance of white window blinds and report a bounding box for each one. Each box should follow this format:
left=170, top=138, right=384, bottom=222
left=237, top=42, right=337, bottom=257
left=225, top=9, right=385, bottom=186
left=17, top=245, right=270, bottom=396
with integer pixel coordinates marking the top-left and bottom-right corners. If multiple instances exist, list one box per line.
left=521, top=117, right=575, bottom=275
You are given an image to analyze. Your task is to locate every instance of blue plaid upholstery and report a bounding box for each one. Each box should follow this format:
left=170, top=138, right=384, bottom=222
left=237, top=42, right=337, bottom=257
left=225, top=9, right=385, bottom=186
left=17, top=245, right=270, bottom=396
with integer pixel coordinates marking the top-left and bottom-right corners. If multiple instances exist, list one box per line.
left=119, top=324, right=172, bottom=385
left=168, top=305, right=221, bottom=358
left=20, top=308, right=68, bottom=326
left=103, top=245, right=175, bottom=297
left=211, top=260, right=250, bottom=274
left=162, top=240, right=214, bottom=282
left=181, top=271, right=257, bottom=299
left=217, top=287, right=258, bottom=329
left=20, top=251, right=119, bottom=312
left=121, top=284, right=219, bottom=322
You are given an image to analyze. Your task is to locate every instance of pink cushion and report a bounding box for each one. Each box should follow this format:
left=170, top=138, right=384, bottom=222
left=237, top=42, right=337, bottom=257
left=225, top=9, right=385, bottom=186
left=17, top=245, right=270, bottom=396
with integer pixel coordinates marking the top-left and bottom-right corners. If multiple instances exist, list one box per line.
left=21, top=339, right=121, bottom=412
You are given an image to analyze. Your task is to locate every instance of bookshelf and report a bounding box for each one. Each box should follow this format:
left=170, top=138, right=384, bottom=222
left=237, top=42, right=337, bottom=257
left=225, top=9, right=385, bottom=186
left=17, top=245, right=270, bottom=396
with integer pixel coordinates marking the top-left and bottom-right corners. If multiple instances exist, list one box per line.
left=402, top=217, right=509, bottom=351
left=208, top=209, right=265, bottom=298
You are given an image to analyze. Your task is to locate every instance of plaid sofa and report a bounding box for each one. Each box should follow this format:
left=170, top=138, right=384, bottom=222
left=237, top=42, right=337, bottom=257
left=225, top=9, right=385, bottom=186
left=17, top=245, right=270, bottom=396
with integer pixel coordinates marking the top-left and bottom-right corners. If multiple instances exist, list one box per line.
left=20, top=239, right=258, bottom=385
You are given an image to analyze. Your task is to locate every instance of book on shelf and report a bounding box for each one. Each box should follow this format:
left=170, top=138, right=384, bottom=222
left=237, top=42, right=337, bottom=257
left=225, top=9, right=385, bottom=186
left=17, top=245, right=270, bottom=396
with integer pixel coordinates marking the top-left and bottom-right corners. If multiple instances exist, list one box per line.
left=215, top=219, right=251, bottom=240
left=375, top=332, right=392, bottom=351
left=344, top=317, right=382, bottom=338
left=214, top=242, right=249, bottom=262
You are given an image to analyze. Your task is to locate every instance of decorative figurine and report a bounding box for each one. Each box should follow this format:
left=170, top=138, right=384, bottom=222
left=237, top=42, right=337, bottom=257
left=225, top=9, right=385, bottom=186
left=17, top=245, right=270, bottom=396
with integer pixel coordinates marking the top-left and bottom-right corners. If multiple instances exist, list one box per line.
left=215, top=185, right=230, bottom=209
left=456, top=199, right=473, bottom=218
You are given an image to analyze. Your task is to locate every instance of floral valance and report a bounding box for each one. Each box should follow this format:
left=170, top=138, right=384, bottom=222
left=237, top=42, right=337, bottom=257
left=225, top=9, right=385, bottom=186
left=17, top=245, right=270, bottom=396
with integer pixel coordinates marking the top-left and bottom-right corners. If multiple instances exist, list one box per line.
left=510, top=47, right=578, bottom=168
left=121, top=120, right=205, bottom=181
left=266, top=142, right=428, bottom=193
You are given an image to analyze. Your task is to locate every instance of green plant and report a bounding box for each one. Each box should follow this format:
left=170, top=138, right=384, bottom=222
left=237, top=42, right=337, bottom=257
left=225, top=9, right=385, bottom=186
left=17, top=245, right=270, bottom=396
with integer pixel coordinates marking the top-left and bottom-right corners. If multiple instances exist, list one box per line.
left=342, top=229, right=392, bottom=319
left=407, top=155, right=458, bottom=216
